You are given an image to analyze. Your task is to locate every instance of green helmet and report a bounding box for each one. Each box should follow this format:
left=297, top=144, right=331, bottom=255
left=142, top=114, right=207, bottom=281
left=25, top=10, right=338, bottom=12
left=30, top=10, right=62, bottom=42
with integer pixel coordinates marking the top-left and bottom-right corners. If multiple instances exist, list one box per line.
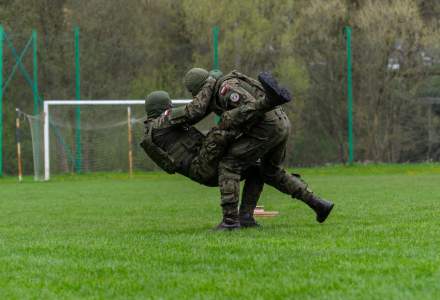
left=145, top=90, right=172, bottom=118
left=184, top=67, right=209, bottom=96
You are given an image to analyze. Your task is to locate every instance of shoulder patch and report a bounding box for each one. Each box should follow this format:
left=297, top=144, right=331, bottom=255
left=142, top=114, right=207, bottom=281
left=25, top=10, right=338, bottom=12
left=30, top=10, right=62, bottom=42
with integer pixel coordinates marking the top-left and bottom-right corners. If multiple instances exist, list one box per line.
left=220, top=84, right=229, bottom=96
left=230, top=92, right=240, bottom=102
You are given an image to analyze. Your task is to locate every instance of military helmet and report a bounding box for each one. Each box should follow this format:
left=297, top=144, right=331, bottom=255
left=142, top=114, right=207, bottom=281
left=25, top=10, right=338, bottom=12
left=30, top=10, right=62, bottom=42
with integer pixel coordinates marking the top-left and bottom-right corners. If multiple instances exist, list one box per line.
left=145, top=90, right=172, bottom=118
left=184, top=67, right=209, bottom=96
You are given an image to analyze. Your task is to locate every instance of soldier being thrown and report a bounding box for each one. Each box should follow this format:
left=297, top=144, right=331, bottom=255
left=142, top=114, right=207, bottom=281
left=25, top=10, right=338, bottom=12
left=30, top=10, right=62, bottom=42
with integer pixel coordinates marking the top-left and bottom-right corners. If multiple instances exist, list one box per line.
left=141, top=89, right=279, bottom=228
left=165, top=68, right=334, bottom=229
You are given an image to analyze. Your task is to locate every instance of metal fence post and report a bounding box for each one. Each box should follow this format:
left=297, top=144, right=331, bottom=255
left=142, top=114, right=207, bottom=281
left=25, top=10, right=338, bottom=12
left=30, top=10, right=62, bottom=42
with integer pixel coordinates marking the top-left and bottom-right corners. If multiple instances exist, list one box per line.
left=212, top=26, right=219, bottom=70
left=0, top=26, right=3, bottom=176
left=32, top=30, right=38, bottom=114
left=74, top=26, right=82, bottom=173
left=345, top=26, right=354, bottom=164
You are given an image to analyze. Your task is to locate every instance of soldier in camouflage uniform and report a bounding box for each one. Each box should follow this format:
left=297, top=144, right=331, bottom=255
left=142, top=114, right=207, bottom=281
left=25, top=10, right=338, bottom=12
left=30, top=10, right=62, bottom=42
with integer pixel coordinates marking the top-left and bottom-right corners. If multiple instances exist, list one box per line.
left=168, top=67, right=334, bottom=229
left=140, top=89, right=280, bottom=228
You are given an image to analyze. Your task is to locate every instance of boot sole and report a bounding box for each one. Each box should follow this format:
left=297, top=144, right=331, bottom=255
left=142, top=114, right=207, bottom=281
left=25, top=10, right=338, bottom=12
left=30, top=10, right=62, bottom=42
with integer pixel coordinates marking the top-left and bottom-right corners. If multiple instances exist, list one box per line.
left=240, top=222, right=261, bottom=228
left=213, top=223, right=241, bottom=231
left=317, top=203, right=334, bottom=223
left=258, top=72, right=292, bottom=103
left=213, top=226, right=241, bottom=231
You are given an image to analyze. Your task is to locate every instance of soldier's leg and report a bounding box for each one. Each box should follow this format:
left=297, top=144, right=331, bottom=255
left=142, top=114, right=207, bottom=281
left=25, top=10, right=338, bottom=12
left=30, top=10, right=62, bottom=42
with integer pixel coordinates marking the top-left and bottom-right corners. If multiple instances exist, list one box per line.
left=217, top=169, right=242, bottom=230
left=239, top=166, right=264, bottom=227
left=216, top=133, right=279, bottom=230
left=216, top=110, right=290, bottom=229
left=262, top=138, right=334, bottom=223
left=189, top=128, right=237, bottom=187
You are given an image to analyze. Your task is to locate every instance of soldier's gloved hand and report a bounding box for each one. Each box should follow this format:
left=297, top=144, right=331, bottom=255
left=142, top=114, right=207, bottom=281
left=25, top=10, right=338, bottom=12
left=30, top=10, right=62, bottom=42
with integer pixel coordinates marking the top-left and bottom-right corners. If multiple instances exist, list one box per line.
left=206, top=76, right=217, bottom=85
left=218, top=112, right=233, bottom=130
left=207, top=125, right=239, bottom=143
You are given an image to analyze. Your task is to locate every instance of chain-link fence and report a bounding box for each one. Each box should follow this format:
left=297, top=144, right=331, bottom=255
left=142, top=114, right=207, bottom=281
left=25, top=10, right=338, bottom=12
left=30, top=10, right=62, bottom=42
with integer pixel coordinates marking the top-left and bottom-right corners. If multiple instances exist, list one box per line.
left=2, top=0, right=440, bottom=177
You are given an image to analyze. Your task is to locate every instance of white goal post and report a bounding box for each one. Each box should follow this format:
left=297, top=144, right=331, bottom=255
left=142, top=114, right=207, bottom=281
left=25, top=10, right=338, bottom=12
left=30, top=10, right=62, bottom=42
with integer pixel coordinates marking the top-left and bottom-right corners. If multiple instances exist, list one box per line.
left=43, top=99, right=191, bottom=181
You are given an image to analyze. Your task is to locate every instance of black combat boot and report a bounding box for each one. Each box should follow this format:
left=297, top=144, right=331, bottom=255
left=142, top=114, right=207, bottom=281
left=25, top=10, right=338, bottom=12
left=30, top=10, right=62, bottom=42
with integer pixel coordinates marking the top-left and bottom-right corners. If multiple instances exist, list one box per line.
left=284, top=173, right=334, bottom=223
left=215, top=205, right=241, bottom=231
left=239, top=171, right=263, bottom=228
left=300, top=193, right=334, bottom=223
left=258, top=71, right=292, bottom=106
left=239, top=208, right=260, bottom=228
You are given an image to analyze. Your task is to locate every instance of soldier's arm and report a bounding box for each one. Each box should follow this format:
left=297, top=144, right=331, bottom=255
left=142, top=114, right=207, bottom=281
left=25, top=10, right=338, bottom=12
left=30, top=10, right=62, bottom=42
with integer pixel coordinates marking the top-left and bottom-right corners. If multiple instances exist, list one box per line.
left=168, top=77, right=217, bottom=125
left=219, top=103, right=266, bottom=130
left=217, top=80, right=267, bottom=130
left=220, top=78, right=257, bottom=109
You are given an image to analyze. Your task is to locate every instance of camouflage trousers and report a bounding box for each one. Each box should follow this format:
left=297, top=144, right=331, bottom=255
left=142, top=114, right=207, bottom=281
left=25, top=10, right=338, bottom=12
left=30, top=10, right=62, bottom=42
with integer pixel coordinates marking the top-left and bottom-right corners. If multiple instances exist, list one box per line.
left=187, top=127, right=265, bottom=213
left=219, top=108, right=309, bottom=216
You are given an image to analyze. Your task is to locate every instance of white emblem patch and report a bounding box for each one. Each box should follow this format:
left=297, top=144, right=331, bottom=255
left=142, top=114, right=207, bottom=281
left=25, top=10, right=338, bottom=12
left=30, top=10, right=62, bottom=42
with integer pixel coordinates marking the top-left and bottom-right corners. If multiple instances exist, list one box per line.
left=230, top=92, right=240, bottom=102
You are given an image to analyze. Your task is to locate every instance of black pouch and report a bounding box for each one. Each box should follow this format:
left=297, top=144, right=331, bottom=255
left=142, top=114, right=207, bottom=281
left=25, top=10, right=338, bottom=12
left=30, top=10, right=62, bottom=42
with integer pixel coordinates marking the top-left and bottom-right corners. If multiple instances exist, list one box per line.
left=140, top=127, right=176, bottom=174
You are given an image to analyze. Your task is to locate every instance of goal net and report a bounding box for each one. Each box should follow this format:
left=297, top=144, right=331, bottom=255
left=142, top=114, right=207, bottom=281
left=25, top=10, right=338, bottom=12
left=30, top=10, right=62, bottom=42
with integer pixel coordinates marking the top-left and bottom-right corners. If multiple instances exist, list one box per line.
left=27, top=99, right=214, bottom=181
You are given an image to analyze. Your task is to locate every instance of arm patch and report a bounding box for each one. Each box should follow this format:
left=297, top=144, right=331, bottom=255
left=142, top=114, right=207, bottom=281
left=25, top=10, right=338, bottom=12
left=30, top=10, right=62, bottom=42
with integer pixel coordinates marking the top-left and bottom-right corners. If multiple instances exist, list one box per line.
left=229, top=92, right=240, bottom=102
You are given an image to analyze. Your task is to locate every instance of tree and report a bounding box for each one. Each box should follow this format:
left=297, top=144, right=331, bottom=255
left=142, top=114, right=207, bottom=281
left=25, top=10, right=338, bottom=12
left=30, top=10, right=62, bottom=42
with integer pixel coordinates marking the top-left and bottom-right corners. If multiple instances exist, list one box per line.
left=353, top=0, right=435, bottom=161
left=283, top=0, right=349, bottom=164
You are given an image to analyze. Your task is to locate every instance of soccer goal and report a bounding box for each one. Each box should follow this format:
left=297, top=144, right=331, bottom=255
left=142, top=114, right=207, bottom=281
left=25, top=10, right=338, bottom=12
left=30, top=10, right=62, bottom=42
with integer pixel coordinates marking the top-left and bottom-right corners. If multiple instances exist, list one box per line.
left=27, top=99, right=191, bottom=181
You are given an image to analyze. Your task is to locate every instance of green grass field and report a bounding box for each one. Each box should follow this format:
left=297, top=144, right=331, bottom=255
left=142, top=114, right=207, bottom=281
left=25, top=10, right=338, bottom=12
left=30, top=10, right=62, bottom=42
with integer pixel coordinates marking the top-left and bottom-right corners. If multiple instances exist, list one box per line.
left=1, top=164, right=440, bottom=299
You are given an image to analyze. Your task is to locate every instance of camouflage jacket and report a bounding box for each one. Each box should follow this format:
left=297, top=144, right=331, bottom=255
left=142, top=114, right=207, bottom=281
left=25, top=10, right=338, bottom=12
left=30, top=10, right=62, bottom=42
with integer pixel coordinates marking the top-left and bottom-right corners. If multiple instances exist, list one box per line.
left=170, top=71, right=266, bottom=128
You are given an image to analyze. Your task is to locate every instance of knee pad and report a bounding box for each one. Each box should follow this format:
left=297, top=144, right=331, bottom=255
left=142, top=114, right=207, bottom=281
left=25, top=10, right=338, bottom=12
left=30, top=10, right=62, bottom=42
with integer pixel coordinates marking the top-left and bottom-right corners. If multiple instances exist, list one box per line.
left=219, top=175, right=240, bottom=205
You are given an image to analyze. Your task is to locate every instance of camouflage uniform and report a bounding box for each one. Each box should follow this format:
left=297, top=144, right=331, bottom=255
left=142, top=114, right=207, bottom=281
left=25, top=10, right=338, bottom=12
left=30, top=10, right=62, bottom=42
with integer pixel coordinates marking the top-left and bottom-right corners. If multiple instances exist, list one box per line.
left=142, top=111, right=264, bottom=227
left=141, top=87, right=268, bottom=199
left=175, top=70, right=334, bottom=227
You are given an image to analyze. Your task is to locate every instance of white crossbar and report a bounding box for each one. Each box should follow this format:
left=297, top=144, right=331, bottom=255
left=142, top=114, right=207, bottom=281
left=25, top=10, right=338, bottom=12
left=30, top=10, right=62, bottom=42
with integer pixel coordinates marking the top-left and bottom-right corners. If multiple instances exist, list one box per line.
left=45, top=99, right=191, bottom=105
left=43, top=99, right=191, bottom=180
